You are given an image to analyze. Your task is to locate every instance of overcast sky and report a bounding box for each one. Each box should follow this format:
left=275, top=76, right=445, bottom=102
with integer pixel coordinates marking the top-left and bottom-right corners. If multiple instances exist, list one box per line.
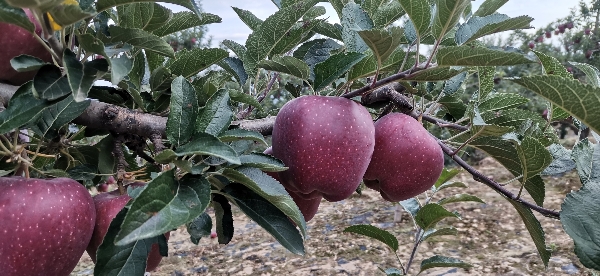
left=162, top=1, right=578, bottom=45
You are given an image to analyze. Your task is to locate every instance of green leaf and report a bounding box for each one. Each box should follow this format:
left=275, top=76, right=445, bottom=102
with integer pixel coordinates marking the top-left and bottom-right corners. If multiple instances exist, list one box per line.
left=442, top=71, right=467, bottom=95
left=422, top=227, right=458, bottom=241
left=399, top=198, right=421, bottom=220
left=507, top=199, right=550, bottom=267
left=152, top=11, right=221, bottom=37
left=174, top=133, right=240, bottom=164
left=47, top=2, right=95, bottom=28
left=437, top=46, right=536, bottom=66
left=405, top=66, right=467, bottom=82
left=33, top=65, right=71, bottom=101
left=258, top=55, right=310, bottom=80
left=0, top=82, right=50, bottom=134
left=244, top=0, right=320, bottom=73
left=455, top=14, right=533, bottom=45
left=470, top=107, right=513, bottom=137
left=436, top=181, right=468, bottom=191
left=302, top=39, right=342, bottom=80
left=570, top=62, right=600, bottom=87
left=196, top=89, right=233, bottom=136
left=398, top=0, right=431, bottom=38
left=144, top=3, right=173, bottom=32
left=94, top=208, right=161, bottom=276
left=478, top=93, right=529, bottom=113
left=473, top=0, right=508, bottom=17
left=478, top=66, right=495, bottom=100
left=341, top=2, right=374, bottom=53
left=31, top=95, right=90, bottom=139
left=222, top=39, right=247, bottom=59
left=372, top=0, right=406, bottom=28
left=313, top=21, right=342, bottom=40
left=229, top=90, right=263, bottom=111
left=0, top=3, right=34, bottom=32
left=313, top=52, right=365, bottom=92
left=186, top=213, right=212, bottom=245
left=509, top=75, right=600, bottom=135
left=434, top=168, right=461, bottom=189
left=572, top=139, right=600, bottom=185
left=116, top=172, right=212, bottom=245
left=503, top=135, right=553, bottom=180
left=303, top=5, right=326, bottom=19
left=533, top=51, right=572, bottom=79
left=238, top=153, right=287, bottom=172
left=166, top=48, right=229, bottom=78
left=233, top=7, right=263, bottom=31
left=108, top=25, right=175, bottom=58
left=343, top=224, right=399, bottom=252
left=218, top=57, right=248, bottom=85
left=358, top=27, right=404, bottom=68
left=63, top=50, right=108, bottom=102
left=270, top=21, right=320, bottom=59
left=218, top=129, right=267, bottom=145
left=219, top=167, right=307, bottom=237
left=542, top=144, right=576, bottom=176
left=10, top=55, right=48, bottom=72
left=348, top=48, right=411, bottom=81
left=561, top=182, right=600, bottom=270
left=432, top=0, right=470, bottom=40
left=415, top=203, right=460, bottom=230
left=212, top=194, right=234, bottom=244
left=96, top=0, right=202, bottom=16
left=109, top=55, right=133, bottom=86
left=437, top=194, right=485, bottom=205
left=419, top=255, right=472, bottom=274
left=224, top=183, right=305, bottom=255
left=166, top=76, right=198, bottom=146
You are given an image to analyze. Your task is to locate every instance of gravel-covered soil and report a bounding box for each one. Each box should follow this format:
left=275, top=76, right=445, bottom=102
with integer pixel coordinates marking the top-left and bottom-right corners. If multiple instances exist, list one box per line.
left=72, top=157, right=593, bottom=276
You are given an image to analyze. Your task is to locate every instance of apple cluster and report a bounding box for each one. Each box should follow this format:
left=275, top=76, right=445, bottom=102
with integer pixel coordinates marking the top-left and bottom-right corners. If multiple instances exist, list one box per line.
left=266, top=96, right=444, bottom=221
left=0, top=178, right=166, bottom=275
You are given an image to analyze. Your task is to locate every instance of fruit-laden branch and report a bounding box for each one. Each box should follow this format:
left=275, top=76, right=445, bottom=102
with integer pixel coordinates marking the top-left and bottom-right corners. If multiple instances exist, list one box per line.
left=436, top=139, right=561, bottom=219
left=0, top=82, right=558, bottom=219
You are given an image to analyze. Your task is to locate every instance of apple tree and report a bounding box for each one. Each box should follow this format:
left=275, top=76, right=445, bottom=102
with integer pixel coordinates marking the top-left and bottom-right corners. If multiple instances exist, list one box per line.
left=0, top=0, right=599, bottom=275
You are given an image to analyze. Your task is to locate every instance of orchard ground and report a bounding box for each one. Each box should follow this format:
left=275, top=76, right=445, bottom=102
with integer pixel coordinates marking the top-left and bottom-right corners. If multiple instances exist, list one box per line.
left=72, top=142, right=590, bottom=276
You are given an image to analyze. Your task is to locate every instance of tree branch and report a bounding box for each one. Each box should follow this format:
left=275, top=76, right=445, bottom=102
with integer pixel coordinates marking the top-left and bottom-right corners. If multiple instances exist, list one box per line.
left=436, top=138, right=560, bottom=219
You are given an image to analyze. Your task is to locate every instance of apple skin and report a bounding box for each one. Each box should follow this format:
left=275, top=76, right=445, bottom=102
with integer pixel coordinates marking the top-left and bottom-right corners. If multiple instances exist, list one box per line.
left=0, top=177, right=96, bottom=276
left=264, top=147, right=322, bottom=221
left=0, top=9, right=52, bottom=86
left=86, top=182, right=169, bottom=272
left=363, top=113, right=444, bottom=202
left=272, top=96, right=375, bottom=202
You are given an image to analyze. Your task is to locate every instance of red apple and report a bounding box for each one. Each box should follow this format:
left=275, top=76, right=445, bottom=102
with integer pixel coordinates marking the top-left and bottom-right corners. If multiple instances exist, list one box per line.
left=86, top=182, right=169, bottom=272
left=0, top=177, right=96, bottom=275
left=363, top=113, right=444, bottom=202
left=0, top=9, right=52, bottom=86
left=545, top=31, right=551, bottom=38
left=585, top=28, right=592, bottom=35
left=554, top=29, right=559, bottom=35
left=566, top=22, right=574, bottom=29
left=210, top=232, right=217, bottom=239
left=264, top=147, right=322, bottom=221
left=558, top=24, right=566, bottom=33
left=272, top=96, right=375, bottom=202
left=528, top=42, right=535, bottom=49
left=586, top=50, right=593, bottom=59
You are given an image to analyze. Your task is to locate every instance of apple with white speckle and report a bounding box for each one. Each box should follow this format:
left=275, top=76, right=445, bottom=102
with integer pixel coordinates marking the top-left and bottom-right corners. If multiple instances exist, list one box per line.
left=272, top=95, right=375, bottom=202
left=0, top=9, right=53, bottom=86
left=363, top=113, right=444, bottom=202
left=86, top=182, right=169, bottom=272
left=0, top=177, right=96, bottom=275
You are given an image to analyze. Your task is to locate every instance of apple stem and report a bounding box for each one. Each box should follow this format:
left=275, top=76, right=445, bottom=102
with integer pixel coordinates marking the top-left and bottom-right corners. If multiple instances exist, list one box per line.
left=404, top=228, right=424, bottom=274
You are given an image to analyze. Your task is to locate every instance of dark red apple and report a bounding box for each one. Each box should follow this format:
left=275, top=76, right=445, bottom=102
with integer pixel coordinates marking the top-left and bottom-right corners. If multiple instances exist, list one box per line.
left=585, top=28, right=592, bottom=35
left=558, top=24, right=566, bottom=33
left=567, top=67, right=573, bottom=73
left=86, top=182, right=169, bottom=272
left=554, top=29, right=560, bottom=35
left=0, top=177, right=96, bottom=275
left=363, top=113, right=444, bottom=202
left=272, top=96, right=375, bottom=202
left=566, top=22, right=574, bottom=29
left=264, top=147, right=322, bottom=221
left=528, top=42, right=535, bottom=49
left=545, top=31, right=551, bottom=38
left=0, top=9, right=53, bottom=86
